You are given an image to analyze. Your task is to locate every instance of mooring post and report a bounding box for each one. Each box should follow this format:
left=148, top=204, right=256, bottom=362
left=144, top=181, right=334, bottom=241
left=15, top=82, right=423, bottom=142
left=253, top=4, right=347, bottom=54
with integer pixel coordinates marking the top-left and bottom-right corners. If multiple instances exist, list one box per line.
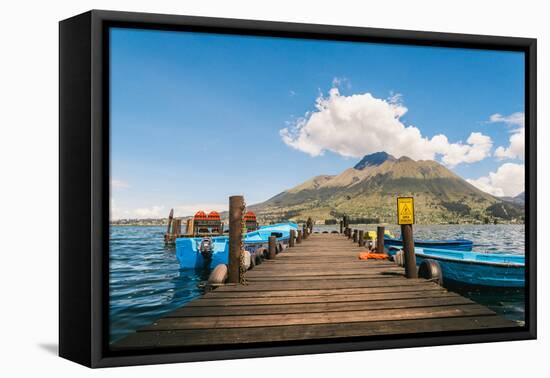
left=352, top=229, right=358, bottom=243
left=166, top=208, right=174, bottom=236
left=228, top=195, right=244, bottom=284
left=297, top=229, right=303, bottom=244
left=339, top=220, right=344, bottom=234
left=172, top=218, right=181, bottom=238
left=289, top=229, right=296, bottom=247
left=377, top=226, right=385, bottom=253
left=268, top=235, right=277, bottom=260
left=401, top=224, right=417, bottom=278
left=358, top=230, right=364, bottom=246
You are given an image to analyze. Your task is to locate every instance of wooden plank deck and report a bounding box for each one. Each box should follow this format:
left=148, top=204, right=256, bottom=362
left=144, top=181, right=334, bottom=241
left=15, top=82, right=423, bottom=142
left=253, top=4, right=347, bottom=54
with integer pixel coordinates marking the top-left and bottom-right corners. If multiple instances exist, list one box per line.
left=112, top=233, right=518, bottom=350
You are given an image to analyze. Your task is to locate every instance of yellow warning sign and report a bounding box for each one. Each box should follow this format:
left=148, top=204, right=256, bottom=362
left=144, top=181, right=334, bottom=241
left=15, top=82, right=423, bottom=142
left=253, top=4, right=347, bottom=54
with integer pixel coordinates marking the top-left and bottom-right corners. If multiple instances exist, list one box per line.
left=397, top=197, right=415, bottom=225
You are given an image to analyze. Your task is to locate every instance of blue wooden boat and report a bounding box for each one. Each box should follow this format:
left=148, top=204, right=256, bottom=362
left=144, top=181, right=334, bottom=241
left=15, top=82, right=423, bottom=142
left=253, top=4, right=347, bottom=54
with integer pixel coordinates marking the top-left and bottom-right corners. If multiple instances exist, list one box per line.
left=175, top=222, right=298, bottom=269
left=384, top=235, right=473, bottom=251
left=387, top=246, right=524, bottom=288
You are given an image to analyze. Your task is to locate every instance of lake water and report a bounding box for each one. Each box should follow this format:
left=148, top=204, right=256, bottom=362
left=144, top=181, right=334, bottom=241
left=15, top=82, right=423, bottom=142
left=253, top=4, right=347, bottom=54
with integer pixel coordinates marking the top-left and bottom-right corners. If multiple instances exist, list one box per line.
left=109, top=224, right=525, bottom=343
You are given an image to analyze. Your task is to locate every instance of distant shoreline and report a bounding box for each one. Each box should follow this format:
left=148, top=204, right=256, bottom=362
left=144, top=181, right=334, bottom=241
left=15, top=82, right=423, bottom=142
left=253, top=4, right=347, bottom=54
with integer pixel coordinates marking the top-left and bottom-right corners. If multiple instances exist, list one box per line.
left=110, top=221, right=525, bottom=227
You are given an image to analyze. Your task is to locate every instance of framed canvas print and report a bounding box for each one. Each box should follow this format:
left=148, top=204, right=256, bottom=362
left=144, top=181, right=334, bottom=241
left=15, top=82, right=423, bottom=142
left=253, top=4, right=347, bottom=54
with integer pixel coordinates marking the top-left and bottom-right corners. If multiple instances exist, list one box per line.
left=59, top=10, right=536, bottom=368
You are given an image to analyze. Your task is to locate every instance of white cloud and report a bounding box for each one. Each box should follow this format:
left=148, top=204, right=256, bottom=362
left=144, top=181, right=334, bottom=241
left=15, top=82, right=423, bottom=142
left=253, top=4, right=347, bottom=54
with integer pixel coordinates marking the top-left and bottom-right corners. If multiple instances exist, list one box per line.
left=280, top=86, right=492, bottom=167
left=332, top=77, right=351, bottom=89
left=489, top=112, right=524, bottom=127
left=110, top=199, right=133, bottom=220
left=467, top=163, right=524, bottom=197
left=174, top=203, right=227, bottom=217
left=134, top=205, right=165, bottom=219
left=110, top=202, right=228, bottom=220
left=111, top=179, right=129, bottom=190
left=489, top=112, right=525, bottom=161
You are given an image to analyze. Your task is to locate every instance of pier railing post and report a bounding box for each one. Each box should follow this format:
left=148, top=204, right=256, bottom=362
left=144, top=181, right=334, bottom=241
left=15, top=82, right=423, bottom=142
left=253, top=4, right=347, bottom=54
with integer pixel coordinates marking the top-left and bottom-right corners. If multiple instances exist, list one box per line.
left=352, top=229, right=358, bottom=243
left=228, top=195, right=244, bottom=284
left=339, top=220, right=344, bottom=234
left=268, top=236, right=277, bottom=259
left=401, top=224, right=417, bottom=278
left=290, top=229, right=296, bottom=247
left=358, top=230, right=364, bottom=246
left=377, top=226, right=385, bottom=253
left=297, top=229, right=303, bottom=244
left=165, top=208, right=174, bottom=242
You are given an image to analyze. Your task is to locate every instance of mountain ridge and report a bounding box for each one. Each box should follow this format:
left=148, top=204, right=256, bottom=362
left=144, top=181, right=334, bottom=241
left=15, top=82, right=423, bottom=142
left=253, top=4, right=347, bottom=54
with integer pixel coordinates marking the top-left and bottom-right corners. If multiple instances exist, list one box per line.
left=249, top=152, right=523, bottom=224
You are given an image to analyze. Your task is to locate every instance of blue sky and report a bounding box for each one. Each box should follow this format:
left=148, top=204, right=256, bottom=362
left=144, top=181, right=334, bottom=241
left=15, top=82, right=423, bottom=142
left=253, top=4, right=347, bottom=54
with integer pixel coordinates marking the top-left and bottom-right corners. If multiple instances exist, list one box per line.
left=110, top=28, right=525, bottom=219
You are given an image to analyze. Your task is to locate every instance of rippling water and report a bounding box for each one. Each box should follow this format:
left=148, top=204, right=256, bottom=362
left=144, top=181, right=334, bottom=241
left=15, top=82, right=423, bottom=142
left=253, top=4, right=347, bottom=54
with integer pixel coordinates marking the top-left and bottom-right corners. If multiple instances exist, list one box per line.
left=109, top=224, right=525, bottom=343
left=109, top=226, right=209, bottom=343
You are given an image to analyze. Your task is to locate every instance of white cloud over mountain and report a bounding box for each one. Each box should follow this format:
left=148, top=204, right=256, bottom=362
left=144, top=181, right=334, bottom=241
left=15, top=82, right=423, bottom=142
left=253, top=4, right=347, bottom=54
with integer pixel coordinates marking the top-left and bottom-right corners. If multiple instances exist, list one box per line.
left=490, top=112, right=525, bottom=161
left=280, top=87, right=492, bottom=167
left=467, top=163, right=524, bottom=197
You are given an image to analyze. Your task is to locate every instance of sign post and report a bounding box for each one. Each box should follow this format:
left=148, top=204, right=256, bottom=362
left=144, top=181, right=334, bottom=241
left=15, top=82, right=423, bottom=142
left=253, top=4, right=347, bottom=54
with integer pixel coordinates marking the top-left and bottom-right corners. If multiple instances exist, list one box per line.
left=397, top=197, right=417, bottom=278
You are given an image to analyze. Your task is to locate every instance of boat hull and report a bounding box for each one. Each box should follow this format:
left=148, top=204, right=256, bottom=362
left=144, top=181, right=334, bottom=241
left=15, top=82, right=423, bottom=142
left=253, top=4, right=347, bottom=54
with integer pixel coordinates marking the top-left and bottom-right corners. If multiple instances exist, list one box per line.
left=175, top=223, right=297, bottom=269
left=384, top=236, right=473, bottom=251
left=388, top=247, right=524, bottom=288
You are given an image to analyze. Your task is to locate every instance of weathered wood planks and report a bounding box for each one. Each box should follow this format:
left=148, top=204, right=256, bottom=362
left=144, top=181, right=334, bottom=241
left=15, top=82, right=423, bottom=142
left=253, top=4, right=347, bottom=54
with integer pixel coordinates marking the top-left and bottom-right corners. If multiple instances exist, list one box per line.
left=111, top=233, right=519, bottom=350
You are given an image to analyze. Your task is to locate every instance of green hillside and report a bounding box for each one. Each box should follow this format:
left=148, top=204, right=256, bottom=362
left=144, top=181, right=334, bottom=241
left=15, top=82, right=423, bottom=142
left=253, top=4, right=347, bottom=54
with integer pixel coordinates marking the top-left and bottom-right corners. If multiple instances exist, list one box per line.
left=249, top=152, right=524, bottom=224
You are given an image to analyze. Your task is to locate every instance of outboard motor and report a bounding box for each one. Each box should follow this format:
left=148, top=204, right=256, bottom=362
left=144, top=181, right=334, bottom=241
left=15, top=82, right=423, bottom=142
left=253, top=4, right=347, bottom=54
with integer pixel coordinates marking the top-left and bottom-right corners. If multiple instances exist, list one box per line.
left=199, top=237, right=214, bottom=260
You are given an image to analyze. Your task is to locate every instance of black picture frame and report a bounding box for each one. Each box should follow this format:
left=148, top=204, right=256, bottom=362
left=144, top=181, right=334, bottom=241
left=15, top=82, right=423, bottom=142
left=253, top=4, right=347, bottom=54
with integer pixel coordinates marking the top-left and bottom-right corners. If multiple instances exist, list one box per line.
left=59, top=9, right=537, bottom=368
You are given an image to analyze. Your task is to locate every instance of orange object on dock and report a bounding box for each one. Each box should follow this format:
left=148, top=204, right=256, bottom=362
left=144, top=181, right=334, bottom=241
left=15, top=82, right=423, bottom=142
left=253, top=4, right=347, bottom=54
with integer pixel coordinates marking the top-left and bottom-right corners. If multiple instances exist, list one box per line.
left=194, top=210, right=207, bottom=220
left=358, top=252, right=389, bottom=260
left=243, top=211, right=257, bottom=221
left=207, top=211, right=221, bottom=220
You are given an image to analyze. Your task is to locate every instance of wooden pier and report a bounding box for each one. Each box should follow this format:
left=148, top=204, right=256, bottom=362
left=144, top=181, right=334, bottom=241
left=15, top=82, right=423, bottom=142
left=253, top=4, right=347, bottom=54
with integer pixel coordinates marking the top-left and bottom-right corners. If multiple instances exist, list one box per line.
left=112, top=233, right=518, bottom=350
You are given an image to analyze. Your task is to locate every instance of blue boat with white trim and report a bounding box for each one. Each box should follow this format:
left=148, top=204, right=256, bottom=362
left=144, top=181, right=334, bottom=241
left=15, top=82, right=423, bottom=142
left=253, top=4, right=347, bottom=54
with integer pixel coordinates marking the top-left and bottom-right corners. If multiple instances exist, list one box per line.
left=175, top=222, right=299, bottom=269
left=387, top=246, right=524, bottom=288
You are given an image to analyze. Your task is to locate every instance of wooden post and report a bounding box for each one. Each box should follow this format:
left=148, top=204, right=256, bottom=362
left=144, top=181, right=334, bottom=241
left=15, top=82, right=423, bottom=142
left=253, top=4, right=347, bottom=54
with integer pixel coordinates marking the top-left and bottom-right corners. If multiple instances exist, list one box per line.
left=297, top=229, right=303, bottom=244
left=170, top=218, right=176, bottom=236
left=358, top=230, right=364, bottom=246
left=352, top=229, right=358, bottom=243
left=401, top=224, right=417, bottom=278
left=228, top=195, right=244, bottom=284
left=347, top=227, right=352, bottom=239
left=289, top=229, right=296, bottom=247
left=172, top=218, right=181, bottom=238
left=343, top=215, right=349, bottom=229
left=302, top=225, right=308, bottom=240
left=268, top=236, right=277, bottom=260
left=339, top=220, right=344, bottom=234
left=187, top=218, right=195, bottom=236
left=377, top=226, right=385, bottom=253
left=166, top=208, right=174, bottom=235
